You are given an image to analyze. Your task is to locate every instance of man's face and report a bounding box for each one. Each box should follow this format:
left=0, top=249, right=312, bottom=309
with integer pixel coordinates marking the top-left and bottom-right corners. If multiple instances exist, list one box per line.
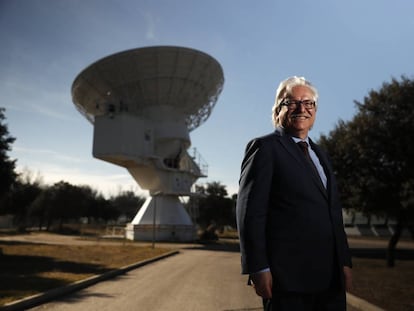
left=279, top=85, right=316, bottom=139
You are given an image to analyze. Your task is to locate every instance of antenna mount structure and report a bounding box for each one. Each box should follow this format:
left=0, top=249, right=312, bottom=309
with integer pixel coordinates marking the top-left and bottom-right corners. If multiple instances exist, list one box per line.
left=71, top=46, right=224, bottom=241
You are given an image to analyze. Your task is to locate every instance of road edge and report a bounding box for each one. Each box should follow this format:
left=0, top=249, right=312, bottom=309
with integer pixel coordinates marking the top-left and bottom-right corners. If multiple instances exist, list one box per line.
left=346, top=292, right=386, bottom=311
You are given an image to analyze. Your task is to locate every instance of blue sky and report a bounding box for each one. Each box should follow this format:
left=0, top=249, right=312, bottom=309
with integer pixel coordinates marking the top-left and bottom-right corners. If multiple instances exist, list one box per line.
left=1, top=0, right=413, bottom=197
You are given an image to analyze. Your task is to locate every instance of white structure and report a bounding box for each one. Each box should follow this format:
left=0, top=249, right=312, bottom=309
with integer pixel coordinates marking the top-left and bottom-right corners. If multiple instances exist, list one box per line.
left=71, top=46, right=224, bottom=241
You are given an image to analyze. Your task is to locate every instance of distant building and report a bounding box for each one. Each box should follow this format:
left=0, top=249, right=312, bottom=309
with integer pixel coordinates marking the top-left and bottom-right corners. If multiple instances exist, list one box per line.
left=343, top=209, right=413, bottom=237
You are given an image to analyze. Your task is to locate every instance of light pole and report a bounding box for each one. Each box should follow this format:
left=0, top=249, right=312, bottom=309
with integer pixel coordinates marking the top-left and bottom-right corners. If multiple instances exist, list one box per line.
left=152, top=192, right=161, bottom=249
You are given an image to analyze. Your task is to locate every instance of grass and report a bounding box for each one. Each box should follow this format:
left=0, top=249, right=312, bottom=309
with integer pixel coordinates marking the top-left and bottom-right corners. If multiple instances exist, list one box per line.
left=0, top=240, right=171, bottom=306
left=351, top=257, right=414, bottom=311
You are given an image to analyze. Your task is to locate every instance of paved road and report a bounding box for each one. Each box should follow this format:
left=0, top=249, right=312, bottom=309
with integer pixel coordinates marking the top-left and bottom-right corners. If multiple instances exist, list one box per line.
left=30, top=247, right=264, bottom=311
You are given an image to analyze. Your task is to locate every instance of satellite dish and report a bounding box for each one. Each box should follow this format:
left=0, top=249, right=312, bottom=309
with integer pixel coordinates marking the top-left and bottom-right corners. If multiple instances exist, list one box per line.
left=71, top=46, right=224, bottom=241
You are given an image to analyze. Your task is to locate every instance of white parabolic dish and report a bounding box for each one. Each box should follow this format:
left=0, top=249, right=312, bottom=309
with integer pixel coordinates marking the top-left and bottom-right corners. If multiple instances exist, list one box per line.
left=71, top=46, right=224, bottom=131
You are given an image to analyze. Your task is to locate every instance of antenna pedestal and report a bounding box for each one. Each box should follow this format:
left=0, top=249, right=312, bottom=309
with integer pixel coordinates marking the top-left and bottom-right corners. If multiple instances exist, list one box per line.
left=125, top=195, right=196, bottom=242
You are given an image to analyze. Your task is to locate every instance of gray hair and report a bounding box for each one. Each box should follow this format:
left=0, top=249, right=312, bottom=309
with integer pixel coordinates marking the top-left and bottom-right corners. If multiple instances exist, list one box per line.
left=271, top=76, right=319, bottom=127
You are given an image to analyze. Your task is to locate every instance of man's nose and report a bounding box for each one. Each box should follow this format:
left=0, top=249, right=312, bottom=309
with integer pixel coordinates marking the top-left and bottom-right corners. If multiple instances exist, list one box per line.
left=295, top=102, right=307, bottom=112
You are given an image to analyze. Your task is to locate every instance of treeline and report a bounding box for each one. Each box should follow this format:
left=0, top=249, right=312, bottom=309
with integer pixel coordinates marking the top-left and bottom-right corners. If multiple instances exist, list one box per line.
left=0, top=172, right=237, bottom=233
left=0, top=172, right=145, bottom=232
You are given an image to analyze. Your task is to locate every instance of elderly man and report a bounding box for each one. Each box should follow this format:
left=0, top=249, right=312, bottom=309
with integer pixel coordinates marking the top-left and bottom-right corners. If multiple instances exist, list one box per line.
left=236, top=76, right=352, bottom=311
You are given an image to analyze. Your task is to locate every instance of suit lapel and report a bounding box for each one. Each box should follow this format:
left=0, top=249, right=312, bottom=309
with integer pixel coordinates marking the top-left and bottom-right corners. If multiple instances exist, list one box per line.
left=309, top=139, right=330, bottom=200
left=275, top=129, right=328, bottom=200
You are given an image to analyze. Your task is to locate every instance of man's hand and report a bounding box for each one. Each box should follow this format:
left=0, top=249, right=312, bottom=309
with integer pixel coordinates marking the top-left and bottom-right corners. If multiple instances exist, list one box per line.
left=250, top=270, right=273, bottom=299
left=343, top=266, right=353, bottom=292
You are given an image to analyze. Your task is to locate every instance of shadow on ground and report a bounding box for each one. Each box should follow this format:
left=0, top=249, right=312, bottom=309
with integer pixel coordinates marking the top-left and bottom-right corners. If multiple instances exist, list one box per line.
left=0, top=240, right=113, bottom=304
left=189, top=239, right=241, bottom=253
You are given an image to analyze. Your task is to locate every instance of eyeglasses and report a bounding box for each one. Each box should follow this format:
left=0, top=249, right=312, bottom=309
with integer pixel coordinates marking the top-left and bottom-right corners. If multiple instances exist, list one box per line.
left=280, top=99, right=316, bottom=110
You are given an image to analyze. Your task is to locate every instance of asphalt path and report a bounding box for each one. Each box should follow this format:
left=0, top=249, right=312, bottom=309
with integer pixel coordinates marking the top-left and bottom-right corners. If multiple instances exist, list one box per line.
left=29, top=246, right=264, bottom=311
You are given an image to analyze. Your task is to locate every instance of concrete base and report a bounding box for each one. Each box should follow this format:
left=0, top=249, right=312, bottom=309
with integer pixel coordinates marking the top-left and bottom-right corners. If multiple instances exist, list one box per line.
left=125, top=223, right=196, bottom=241
left=125, top=195, right=196, bottom=242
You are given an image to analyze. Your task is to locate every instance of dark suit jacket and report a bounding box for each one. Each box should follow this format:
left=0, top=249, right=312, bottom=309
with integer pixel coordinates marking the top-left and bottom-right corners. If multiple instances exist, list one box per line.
left=236, top=128, right=352, bottom=293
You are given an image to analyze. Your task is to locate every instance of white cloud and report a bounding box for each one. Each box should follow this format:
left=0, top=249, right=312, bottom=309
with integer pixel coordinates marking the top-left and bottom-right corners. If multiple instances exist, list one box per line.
left=2, top=77, right=76, bottom=121
left=10, top=146, right=149, bottom=197
left=144, top=11, right=158, bottom=41
left=12, top=146, right=85, bottom=164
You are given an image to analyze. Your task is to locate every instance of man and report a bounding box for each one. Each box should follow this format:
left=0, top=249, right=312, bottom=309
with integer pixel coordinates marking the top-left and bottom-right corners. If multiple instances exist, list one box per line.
left=236, top=76, right=352, bottom=311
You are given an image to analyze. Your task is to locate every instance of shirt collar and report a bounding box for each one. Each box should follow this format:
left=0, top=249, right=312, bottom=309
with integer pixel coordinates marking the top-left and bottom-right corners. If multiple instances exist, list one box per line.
left=291, top=136, right=309, bottom=144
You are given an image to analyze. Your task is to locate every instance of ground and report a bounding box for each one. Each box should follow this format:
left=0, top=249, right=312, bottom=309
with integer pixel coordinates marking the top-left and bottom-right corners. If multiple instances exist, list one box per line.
left=0, top=231, right=413, bottom=310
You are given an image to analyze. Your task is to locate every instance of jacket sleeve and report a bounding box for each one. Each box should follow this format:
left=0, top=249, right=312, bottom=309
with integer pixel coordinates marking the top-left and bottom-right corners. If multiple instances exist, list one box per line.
left=236, top=138, right=274, bottom=274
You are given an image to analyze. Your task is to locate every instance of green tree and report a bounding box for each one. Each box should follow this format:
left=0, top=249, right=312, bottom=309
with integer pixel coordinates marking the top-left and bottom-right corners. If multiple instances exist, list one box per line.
left=110, top=191, right=145, bottom=222
left=89, top=195, right=118, bottom=223
left=318, top=76, right=414, bottom=266
left=1, top=169, right=43, bottom=230
left=78, top=186, right=104, bottom=223
left=29, top=181, right=96, bottom=231
left=29, top=186, right=55, bottom=230
left=0, top=108, right=17, bottom=203
left=29, top=182, right=114, bottom=229
left=191, top=181, right=236, bottom=230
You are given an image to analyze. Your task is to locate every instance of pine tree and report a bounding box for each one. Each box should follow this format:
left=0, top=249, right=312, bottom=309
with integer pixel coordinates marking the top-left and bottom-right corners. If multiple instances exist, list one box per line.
left=0, top=107, right=17, bottom=201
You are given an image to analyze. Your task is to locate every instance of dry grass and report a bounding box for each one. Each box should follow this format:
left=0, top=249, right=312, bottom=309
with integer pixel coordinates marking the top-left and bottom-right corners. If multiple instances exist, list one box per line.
left=0, top=241, right=171, bottom=306
left=351, top=257, right=414, bottom=311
